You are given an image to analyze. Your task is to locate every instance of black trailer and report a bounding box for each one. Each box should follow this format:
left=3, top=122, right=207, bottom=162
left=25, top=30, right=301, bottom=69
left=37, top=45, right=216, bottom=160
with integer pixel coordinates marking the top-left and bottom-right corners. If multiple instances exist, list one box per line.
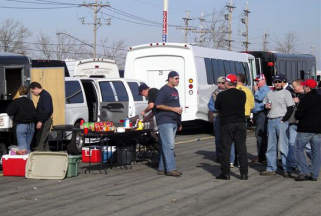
left=244, top=51, right=316, bottom=86
left=0, top=52, right=32, bottom=157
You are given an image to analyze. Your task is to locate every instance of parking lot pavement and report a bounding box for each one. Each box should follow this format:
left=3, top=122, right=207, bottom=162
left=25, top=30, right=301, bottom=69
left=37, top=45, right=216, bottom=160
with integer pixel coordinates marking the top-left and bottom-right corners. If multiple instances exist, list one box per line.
left=0, top=131, right=320, bottom=216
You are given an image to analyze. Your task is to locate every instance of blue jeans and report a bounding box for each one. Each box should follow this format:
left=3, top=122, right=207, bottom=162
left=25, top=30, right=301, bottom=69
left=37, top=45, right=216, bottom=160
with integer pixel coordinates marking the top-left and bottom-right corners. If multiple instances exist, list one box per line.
left=213, top=117, right=221, bottom=159
left=158, top=123, right=177, bottom=172
left=16, top=123, right=35, bottom=151
left=295, top=133, right=321, bottom=178
left=266, top=118, right=290, bottom=172
left=288, top=124, right=297, bottom=168
left=255, top=111, right=268, bottom=158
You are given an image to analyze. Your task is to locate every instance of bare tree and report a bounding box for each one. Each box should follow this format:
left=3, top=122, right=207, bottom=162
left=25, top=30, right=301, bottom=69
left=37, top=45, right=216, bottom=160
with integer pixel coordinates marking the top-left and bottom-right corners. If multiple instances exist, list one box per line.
left=0, top=18, right=31, bottom=54
left=275, top=31, right=298, bottom=53
left=202, top=9, right=228, bottom=50
left=34, top=31, right=91, bottom=60
left=99, top=38, right=126, bottom=69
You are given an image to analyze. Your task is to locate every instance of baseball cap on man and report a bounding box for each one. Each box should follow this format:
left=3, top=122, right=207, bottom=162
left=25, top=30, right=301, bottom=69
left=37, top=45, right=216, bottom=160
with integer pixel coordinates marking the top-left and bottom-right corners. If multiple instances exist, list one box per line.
left=225, top=74, right=237, bottom=83
left=301, top=79, right=317, bottom=88
left=217, top=76, right=225, bottom=83
left=138, top=83, right=149, bottom=95
left=273, top=75, right=282, bottom=82
left=253, top=73, right=266, bottom=81
left=166, top=71, right=179, bottom=81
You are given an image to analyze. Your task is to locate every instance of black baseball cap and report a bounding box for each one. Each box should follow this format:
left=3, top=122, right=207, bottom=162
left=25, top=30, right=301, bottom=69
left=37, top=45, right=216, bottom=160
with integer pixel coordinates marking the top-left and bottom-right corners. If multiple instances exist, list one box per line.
left=138, top=83, right=149, bottom=95
left=166, top=71, right=179, bottom=81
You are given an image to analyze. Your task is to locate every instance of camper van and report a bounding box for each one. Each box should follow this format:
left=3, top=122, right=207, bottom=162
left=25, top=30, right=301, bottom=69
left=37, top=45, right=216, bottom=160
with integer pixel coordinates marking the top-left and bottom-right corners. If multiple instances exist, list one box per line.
left=73, top=58, right=120, bottom=78
left=124, top=43, right=257, bottom=123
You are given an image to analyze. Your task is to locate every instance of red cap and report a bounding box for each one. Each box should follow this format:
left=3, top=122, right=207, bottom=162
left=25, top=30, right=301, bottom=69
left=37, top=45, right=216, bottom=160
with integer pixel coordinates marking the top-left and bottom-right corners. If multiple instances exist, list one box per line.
left=226, top=74, right=237, bottom=83
left=301, top=79, right=317, bottom=88
left=254, top=73, right=266, bottom=81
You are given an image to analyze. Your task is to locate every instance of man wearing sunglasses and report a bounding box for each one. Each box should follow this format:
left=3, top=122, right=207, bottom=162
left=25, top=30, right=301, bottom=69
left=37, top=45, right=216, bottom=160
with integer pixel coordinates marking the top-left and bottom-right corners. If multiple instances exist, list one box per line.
left=252, top=74, right=270, bottom=164
left=155, top=71, right=182, bottom=177
left=261, top=75, right=295, bottom=177
left=208, top=76, right=226, bottom=163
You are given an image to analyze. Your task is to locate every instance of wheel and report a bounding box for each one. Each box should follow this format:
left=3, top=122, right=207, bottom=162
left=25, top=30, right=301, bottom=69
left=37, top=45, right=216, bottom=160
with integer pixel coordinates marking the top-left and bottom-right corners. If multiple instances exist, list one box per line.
left=66, top=123, right=83, bottom=155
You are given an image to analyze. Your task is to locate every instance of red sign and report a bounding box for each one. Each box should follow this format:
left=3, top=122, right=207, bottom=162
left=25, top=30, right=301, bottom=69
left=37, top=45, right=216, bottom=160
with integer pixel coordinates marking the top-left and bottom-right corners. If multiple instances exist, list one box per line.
left=163, top=11, right=167, bottom=34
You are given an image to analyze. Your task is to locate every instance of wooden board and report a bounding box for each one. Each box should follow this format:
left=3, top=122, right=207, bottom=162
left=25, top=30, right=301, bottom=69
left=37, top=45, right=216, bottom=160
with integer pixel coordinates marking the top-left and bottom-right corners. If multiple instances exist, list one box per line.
left=30, top=68, right=65, bottom=126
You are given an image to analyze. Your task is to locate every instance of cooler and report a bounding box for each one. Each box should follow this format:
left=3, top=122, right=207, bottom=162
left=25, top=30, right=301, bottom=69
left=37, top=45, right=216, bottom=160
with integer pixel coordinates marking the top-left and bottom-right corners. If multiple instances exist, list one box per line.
left=0, top=113, right=13, bottom=129
left=102, top=146, right=116, bottom=163
left=1, top=154, right=29, bottom=176
left=66, top=155, right=82, bottom=178
left=82, top=146, right=101, bottom=163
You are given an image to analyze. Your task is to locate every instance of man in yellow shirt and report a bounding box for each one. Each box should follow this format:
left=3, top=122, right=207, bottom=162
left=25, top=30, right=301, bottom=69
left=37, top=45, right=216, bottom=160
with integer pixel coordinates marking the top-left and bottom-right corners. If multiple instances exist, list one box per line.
left=230, top=74, right=255, bottom=167
left=236, top=74, right=255, bottom=117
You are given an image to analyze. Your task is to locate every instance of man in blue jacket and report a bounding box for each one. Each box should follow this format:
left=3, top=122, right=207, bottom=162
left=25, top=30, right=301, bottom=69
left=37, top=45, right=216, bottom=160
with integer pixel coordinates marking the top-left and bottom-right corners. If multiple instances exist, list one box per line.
left=251, top=74, right=270, bottom=163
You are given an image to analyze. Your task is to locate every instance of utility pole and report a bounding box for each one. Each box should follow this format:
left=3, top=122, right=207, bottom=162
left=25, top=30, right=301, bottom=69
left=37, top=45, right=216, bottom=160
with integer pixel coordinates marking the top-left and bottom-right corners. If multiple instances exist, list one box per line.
left=176, top=11, right=196, bottom=43
left=192, top=11, right=210, bottom=46
left=225, top=0, right=235, bottom=51
left=162, top=0, right=168, bottom=43
left=241, top=2, right=250, bottom=51
left=311, top=44, right=315, bottom=55
left=262, top=29, right=269, bottom=51
left=81, top=0, right=111, bottom=58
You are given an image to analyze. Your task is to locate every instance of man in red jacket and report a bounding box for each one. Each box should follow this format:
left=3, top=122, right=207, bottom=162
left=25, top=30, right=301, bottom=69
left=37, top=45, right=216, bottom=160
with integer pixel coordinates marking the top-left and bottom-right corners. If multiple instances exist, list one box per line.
left=294, top=79, right=321, bottom=181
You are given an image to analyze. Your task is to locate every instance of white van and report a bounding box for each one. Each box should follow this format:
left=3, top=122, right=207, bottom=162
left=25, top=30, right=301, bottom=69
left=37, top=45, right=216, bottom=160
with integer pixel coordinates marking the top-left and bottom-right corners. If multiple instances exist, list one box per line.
left=55, top=77, right=147, bottom=154
left=73, top=59, right=120, bottom=78
left=124, top=43, right=256, bottom=122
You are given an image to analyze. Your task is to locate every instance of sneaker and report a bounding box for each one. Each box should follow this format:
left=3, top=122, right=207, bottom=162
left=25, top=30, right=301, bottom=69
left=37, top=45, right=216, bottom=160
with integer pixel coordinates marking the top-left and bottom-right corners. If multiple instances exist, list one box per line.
left=167, top=170, right=182, bottom=177
left=260, top=171, right=276, bottom=176
left=295, top=174, right=311, bottom=181
left=230, top=163, right=234, bottom=168
left=283, top=171, right=292, bottom=178
left=158, top=170, right=166, bottom=175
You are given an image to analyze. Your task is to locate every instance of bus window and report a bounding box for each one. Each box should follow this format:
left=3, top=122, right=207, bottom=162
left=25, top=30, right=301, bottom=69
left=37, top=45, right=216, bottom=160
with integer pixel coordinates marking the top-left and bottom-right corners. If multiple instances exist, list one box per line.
left=242, top=62, right=251, bottom=85
left=204, top=58, right=214, bottom=84
left=235, top=61, right=247, bottom=85
left=223, top=60, right=231, bottom=75
left=211, top=59, right=220, bottom=84
left=249, top=59, right=257, bottom=79
left=217, top=59, right=225, bottom=78
left=229, top=61, right=236, bottom=74
left=291, top=61, right=296, bottom=82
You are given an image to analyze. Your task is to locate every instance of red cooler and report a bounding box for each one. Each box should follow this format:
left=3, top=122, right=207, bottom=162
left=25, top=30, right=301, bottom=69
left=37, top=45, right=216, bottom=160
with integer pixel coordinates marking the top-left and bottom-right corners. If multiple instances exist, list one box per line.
left=82, top=147, right=101, bottom=163
left=2, top=154, right=29, bottom=176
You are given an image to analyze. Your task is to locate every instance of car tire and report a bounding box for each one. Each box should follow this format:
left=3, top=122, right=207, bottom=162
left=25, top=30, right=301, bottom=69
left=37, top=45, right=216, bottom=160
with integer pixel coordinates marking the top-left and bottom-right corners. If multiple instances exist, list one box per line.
left=66, top=123, right=83, bottom=155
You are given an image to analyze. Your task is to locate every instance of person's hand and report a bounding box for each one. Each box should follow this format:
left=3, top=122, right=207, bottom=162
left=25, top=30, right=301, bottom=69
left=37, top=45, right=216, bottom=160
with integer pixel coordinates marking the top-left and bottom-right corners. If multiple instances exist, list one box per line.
left=179, top=126, right=182, bottom=131
left=254, top=85, right=258, bottom=91
left=293, top=97, right=299, bottom=103
left=265, top=103, right=272, bottom=109
left=140, top=111, right=146, bottom=116
left=36, top=122, right=42, bottom=129
left=173, top=107, right=182, bottom=114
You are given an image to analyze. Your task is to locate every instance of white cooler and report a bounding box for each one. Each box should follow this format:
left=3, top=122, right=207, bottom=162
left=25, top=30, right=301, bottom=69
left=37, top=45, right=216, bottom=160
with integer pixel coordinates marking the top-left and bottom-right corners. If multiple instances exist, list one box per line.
left=0, top=113, right=13, bottom=129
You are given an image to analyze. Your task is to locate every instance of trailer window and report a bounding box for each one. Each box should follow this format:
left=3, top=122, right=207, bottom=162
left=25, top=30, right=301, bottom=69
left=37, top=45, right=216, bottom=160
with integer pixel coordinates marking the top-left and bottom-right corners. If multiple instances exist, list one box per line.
left=65, top=81, right=84, bottom=104
left=204, top=58, right=214, bottom=84
left=243, top=62, right=251, bottom=84
left=99, top=81, right=116, bottom=102
left=211, top=59, right=219, bottom=84
left=235, top=61, right=247, bottom=85
left=112, top=81, right=129, bottom=102
left=128, top=82, right=143, bottom=101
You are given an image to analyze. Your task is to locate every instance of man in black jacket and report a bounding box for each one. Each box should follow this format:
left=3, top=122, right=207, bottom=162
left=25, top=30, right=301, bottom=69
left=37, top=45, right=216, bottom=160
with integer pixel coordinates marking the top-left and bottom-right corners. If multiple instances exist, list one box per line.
left=215, top=74, right=248, bottom=180
left=294, top=79, right=321, bottom=181
left=29, top=82, right=53, bottom=151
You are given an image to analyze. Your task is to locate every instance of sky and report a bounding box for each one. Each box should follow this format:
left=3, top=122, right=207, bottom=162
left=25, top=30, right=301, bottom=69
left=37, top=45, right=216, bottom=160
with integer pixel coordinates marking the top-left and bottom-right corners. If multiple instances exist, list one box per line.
left=0, top=0, right=320, bottom=69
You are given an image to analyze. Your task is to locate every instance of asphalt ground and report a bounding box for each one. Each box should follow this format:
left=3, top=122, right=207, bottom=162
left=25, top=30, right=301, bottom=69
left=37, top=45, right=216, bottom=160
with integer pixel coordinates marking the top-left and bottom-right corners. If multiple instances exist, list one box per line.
left=0, top=129, right=320, bottom=216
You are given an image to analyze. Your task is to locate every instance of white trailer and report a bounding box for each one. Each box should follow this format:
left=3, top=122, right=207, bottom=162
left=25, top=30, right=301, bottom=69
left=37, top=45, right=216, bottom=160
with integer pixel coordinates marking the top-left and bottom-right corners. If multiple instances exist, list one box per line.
left=124, top=43, right=257, bottom=122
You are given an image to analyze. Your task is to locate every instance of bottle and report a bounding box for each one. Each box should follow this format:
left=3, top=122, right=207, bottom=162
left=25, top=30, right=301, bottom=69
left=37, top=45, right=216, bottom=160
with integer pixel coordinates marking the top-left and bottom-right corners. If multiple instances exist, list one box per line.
left=137, top=120, right=143, bottom=130
left=124, top=117, right=130, bottom=128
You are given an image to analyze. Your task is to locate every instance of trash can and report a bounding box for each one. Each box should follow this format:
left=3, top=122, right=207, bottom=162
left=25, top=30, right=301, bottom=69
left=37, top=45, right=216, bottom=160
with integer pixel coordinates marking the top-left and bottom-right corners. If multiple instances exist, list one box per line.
left=67, top=155, right=82, bottom=178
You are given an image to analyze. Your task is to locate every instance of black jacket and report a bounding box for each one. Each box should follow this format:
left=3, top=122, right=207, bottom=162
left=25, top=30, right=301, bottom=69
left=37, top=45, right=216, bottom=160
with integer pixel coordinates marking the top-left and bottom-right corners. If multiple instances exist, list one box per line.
left=6, top=96, right=36, bottom=124
left=36, top=89, right=53, bottom=123
left=295, top=89, right=321, bottom=133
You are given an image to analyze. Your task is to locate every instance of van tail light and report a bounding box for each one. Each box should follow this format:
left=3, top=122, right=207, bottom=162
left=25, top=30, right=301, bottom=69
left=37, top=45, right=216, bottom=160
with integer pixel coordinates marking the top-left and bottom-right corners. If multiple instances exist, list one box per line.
left=267, top=62, right=274, bottom=66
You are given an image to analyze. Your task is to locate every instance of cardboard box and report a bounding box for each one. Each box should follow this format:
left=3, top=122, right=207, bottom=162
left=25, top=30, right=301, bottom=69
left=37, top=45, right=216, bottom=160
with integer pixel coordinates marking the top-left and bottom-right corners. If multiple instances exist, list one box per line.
left=0, top=113, right=13, bottom=129
left=82, top=146, right=101, bottom=163
left=2, top=154, right=28, bottom=176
